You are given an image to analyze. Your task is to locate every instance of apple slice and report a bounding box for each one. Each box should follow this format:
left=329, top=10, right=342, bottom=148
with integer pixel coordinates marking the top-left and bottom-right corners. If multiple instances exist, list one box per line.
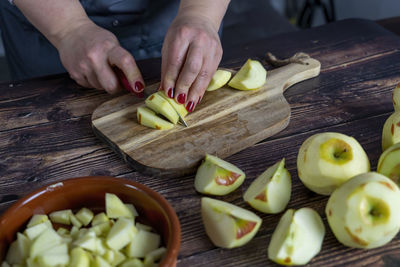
left=137, top=106, right=174, bottom=130
left=49, top=209, right=73, bottom=225
left=393, top=82, right=400, bottom=111
left=92, top=212, right=110, bottom=226
left=194, top=154, right=246, bottom=195
left=326, top=172, right=400, bottom=248
left=145, top=92, right=179, bottom=124
left=106, top=217, right=137, bottom=251
left=27, top=214, right=49, bottom=228
left=5, top=233, right=30, bottom=264
left=143, top=247, right=167, bottom=266
left=36, top=243, right=69, bottom=266
left=201, top=197, right=261, bottom=248
left=68, top=247, right=90, bottom=267
left=297, top=132, right=370, bottom=195
left=381, top=111, right=400, bottom=151
left=75, top=207, right=94, bottom=226
left=228, top=59, right=267, bottom=90
left=30, top=228, right=63, bottom=258
left=206, top=69, right=232, bottom=91
left=24, top=220, right=52, bottom=240
left=106, top=193, right=134, bottom=219
left=243, top=158, right=291, bottom=214
left=125, top=229, right=161, bottom=258
left=158, top=91, right=188, bottom=118
left=377, top=142, right=400, bottom=185
left=268, top=208, right=325, bottom=265
left=121, top=258, right=145, bottom=267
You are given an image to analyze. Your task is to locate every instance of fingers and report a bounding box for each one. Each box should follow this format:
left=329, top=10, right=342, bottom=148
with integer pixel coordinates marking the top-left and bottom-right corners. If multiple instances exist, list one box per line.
left=108, top=46, right=145, bottom=94
left=161, top=37, right=190, bottom=99
left=174, top=44, right=203, bottom=106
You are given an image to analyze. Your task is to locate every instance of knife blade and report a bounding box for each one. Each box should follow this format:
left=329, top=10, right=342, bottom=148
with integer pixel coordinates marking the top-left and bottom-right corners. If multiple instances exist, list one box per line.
left=159, top=92, right=189, bottom=127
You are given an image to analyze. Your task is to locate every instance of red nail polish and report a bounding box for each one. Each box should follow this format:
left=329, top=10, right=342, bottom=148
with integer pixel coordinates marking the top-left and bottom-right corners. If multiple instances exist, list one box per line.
left=186, top=101, right=195, bottom=112
left=135, top=81, right=144, bottom=92
left=177, top=93, right=186, bottom=104
left=197, top=96, right=202, bottom=105
left=167, top=88, right=174, bottom=98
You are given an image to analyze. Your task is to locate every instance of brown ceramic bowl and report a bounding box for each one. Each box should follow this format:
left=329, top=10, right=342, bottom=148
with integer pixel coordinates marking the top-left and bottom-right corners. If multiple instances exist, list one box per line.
left=0, top=176, right=180, bottom=266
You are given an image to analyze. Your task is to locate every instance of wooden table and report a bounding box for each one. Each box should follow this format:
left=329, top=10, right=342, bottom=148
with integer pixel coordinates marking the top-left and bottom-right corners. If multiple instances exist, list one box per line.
left=1, top=19, right=400, bottom=266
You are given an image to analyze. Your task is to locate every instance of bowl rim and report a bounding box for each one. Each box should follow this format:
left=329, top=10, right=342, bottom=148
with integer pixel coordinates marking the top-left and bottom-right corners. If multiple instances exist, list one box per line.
left=0, top=176, right=181, bottom=266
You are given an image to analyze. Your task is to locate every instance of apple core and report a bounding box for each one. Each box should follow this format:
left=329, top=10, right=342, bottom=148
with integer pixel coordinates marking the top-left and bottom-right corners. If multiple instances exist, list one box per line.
left=359, top=196, right=390, bottom=226
left=320, top=138, right=353, bottom=164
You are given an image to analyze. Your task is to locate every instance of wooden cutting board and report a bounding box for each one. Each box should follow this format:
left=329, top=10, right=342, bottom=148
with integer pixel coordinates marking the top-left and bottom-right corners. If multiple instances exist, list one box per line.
left=92, top=57, right=320, bottom=176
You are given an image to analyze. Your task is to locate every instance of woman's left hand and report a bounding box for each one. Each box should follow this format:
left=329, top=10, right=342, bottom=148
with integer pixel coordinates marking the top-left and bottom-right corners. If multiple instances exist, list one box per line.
left=160, top=15, right=223, bottom=113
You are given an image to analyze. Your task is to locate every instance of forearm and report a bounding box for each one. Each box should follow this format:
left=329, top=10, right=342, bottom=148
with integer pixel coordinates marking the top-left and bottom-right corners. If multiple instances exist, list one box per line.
left=178, top=0, right=231, bottom=31
left=13, top=0, right=91, bottom=48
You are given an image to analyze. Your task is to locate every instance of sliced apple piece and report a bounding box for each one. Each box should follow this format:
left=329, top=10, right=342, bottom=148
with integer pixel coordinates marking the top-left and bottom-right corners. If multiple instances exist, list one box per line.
left=393, top=82, right=400, bottom=111
left=36, top=243, right=69, bottom=266
left=194, top=154, right=245, bottom=195
left=137, top=106, right=174, bottom=130
left=228, top=59, right=267, bottom=90
left=106, top=193, right=134, bottom=219
left=92, top=212, right=110, bottom=226
left=377, top=142, right=400, bottom=185
left=297, top=132, right=370, bottom=195
left=145, top=93, right=179, bottom=124
left=94, top=256, right=111, bottom=267
left=106, top=217, right=137, bottom=251
left=158, top=91, right=188, bottom=118
left=27, top=214, right=49, bottom=228
left=30, top=228, right=62, bottom=259
left=75, top=207, right=94, bottom=226
left=143, top=247, right=167, bottom=266
left=125, top=229, right=161, bottom=258
left=201, top=197, right=261, bottom=248
left=5, top=233, right=30, bottom=264
left=49, top=209, right=72, bottom=225
left=68, top=247, right=90, bottom=267
left=326, top=172, right=400, bottom=248
left=268, top=208, right=325, bottom=265
left=120, top=258, right=145, bottom=267
left=24, top=220, right=52, bottom=240
left=244, top=158, right=291, bottom=214
left=382, top=111, right=400, bottom=151
left=206, top=69, right=232, bottom=91
left=135, top=222, right=152, bottom=232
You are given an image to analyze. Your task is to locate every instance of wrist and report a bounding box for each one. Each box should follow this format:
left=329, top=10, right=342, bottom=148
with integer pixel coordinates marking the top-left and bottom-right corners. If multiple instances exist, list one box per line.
left=49, top=18, right=93, bottom=49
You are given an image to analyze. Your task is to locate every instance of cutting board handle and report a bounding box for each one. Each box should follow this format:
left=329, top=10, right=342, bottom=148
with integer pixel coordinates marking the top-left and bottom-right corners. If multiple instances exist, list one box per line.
left=266, top=58, right=321, bottom=93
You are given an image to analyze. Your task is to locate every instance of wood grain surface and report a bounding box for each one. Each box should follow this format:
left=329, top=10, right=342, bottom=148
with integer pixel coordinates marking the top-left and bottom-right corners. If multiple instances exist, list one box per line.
left=92, top=58, right=320, bottom=176
left=1, top=19, right=400, bottom=266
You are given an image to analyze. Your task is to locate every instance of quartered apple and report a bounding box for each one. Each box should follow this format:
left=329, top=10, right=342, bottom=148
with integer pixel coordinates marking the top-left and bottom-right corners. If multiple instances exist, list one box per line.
left=194, top=154, right=246, bottom=195
left=243, top=158, right=291, bottom=214
left=206, top=69, right=232, bottom=91
left=157, top=90, right=188, bottom=118
left=326, top=172, right=400, bottom=249
left=268, top=208, right=325, bottom=266
left=297, top=132, right=370, bottom=195
left=377, top=142, right=400, bottom=185
left=228, top=59, right=267, bottom=90
left=137, top=106, right=174, bottom=130
left=2, top=194, right=166, bottom=267
left=201, top=197, right=261, bottom=248
left=381, top=111, right=400, bottom=151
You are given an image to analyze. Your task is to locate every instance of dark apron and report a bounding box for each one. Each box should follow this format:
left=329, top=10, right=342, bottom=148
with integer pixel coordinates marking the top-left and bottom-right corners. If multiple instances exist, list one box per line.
left=0, top=0, right=179, bottom=80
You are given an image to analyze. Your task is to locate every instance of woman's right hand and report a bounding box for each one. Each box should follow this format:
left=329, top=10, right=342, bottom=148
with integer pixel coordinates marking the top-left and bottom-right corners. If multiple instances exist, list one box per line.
left=55, top=21, right=145, bottom=94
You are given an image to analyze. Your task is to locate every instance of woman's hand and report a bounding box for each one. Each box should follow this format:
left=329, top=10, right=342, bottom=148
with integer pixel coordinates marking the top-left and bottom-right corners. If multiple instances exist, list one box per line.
left=56, top=21, right=144, bottom=94
left=160, top=15, right=223, bottom=112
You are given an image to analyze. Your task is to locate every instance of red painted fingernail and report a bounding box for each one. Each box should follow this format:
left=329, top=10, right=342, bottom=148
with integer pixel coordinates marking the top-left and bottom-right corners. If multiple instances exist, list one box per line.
left=186, top=101, right=195, bottom=112
left=197, top=96, right=202, bottom=105
left=167, top=88, right=174, bottom=98
left=177, top=93, right=186, bottom=104
left=135, top=81, right=144, bottom=92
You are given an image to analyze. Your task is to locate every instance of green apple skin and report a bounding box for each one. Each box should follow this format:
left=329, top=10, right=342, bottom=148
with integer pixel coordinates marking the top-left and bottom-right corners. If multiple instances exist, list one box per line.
left=228, top=59, right=267, bottom=90
left=201, top=197, right=261, bottom=248
left=381, top=112, right=400, bottom=151
left=194, top=154, right=245, bottom=196
left=297, top=132, right=370, bottom=195
left=326, top=172, right=400, bottom=249
left=393, top=82, right=400, bottom=111
left=268, top=208, right=325, bottom=266
left=377, top=142, right=400, bottom=185
left=243, top=159, right=291, bottom=214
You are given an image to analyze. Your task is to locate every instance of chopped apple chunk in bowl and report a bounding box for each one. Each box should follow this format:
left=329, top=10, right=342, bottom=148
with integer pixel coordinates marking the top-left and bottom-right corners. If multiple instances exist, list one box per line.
left=0, top=177, right=180, bottom=267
